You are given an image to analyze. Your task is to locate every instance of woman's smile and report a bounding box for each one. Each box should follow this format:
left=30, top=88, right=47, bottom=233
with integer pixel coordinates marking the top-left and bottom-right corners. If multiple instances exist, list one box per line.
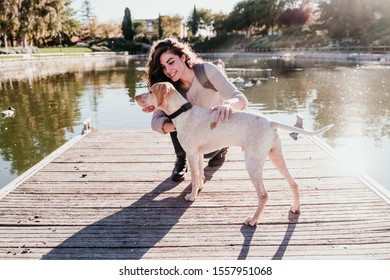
left=160, top=52, right=183, bottom=81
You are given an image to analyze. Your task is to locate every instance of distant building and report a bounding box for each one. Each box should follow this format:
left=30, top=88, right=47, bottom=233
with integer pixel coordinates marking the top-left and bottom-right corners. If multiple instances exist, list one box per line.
left=134, top=18, right=187, bottom=38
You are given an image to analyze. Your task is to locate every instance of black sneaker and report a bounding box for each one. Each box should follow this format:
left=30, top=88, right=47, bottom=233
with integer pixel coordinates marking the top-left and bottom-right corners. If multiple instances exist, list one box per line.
left=208, top=148, right=228, bottom=167
left=171, top=156, right=187, bottom=182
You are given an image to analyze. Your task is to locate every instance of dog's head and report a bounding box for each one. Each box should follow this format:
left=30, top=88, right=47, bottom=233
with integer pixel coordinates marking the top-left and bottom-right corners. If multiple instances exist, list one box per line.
left=135, top=82, right=173, bottom=112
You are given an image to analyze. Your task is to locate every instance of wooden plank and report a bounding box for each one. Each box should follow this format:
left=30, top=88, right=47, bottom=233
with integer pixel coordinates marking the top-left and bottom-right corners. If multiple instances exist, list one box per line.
left=0, top=129, right=389, bottom=260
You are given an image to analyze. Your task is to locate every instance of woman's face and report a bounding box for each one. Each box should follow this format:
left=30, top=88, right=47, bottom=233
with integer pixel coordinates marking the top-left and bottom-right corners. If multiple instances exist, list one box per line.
left=159, top=51, right=186, bottom=82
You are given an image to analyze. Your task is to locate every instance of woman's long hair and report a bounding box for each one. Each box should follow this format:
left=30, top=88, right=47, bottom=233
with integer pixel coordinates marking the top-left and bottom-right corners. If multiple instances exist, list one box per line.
left=146, top=38, right=202, bottom=93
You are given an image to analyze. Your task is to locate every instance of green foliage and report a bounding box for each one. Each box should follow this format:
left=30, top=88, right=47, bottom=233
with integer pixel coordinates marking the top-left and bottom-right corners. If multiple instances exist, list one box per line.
left=364, top=16, right=390, bottom=45
left=0, top=0, right=77, bottom=48
left=223, top=0, right=290, bottom=34
left=156, top=15, right=183, bottom=38
left=1, top=0, right=389, bottom=51
left=122, top=7, right=134, bottom=41
left=91, top=38, right=149, bottom=54
left=188, top=6, right=200, bottom=36
left=192, top=34, right=248, bottom=52
left=158, top=15, right=163, bottom=38
left=317, top=0, right=384, bottom=43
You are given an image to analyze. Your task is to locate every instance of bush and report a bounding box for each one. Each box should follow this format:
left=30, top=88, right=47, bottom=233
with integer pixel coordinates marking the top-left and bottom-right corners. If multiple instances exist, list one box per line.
left=192, top=34, right=248, bottom=52
left=90, top=45, right=110, bottom=52
left=90, top=38, right=150, bottom=54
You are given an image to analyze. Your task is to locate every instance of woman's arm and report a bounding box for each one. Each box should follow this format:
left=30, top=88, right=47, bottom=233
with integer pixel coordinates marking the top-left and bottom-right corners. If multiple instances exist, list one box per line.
left=204, top=62, right=249, bottom=122
left=151, top=110, right=175, bottom=134
left=162, top=121, right=176, bottom=133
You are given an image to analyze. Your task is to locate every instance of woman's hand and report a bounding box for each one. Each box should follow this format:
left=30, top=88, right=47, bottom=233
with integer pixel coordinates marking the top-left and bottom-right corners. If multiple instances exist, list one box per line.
left=210, top=104, right=234, bottom=123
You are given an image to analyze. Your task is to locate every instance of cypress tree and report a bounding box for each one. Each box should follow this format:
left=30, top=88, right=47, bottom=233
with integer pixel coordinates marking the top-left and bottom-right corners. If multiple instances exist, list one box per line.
left=190, top=5, right=199, bottom=36
left=122, top=7, right=134, bottom=41
left=158, top=14, right=163, bottom=38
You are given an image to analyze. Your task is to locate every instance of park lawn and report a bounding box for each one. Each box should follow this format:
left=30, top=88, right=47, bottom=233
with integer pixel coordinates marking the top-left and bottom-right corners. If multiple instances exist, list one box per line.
left=38, top=47, right=92, bottom=53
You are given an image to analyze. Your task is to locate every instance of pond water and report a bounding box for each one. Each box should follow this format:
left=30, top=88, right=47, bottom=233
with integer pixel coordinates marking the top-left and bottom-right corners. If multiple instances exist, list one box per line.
left=1, top=55, right=389, bottom=192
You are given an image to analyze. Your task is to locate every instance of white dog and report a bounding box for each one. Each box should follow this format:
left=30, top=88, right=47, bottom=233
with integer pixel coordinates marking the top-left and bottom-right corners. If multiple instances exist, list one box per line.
left=136, top=82, right=333, bottom=226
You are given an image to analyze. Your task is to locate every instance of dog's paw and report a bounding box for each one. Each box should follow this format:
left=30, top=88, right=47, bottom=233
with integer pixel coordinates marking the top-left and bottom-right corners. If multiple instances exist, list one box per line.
left=184, top=193, right=197, bottom=202
left=290, top=205, right=301, bottom=214
left=244, top=216, right=258, bottom=227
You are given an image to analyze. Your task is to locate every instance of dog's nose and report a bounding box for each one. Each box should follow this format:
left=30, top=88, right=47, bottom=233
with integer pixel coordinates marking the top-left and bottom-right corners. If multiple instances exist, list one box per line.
left=135, top=92, right=148, bottom=101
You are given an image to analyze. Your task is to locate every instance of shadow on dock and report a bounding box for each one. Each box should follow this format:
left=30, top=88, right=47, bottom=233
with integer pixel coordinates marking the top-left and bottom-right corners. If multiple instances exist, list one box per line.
left=272, top=212, right=300, bottom=260
left=42, top=177, right=190, bottom=259
left=42, top=166, right=239, bottom=260
left=238, top=212, right=300, bottom=260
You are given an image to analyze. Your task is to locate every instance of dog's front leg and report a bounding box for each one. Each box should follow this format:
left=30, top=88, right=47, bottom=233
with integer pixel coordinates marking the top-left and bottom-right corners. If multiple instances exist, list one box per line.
left=185, top=153, right=202, bottom=201
left=198, top=154, right=204, bottom=192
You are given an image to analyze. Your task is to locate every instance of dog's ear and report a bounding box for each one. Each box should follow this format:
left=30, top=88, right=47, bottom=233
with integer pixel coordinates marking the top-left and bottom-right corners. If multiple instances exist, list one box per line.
left=153, top=82, right=171, bottom=107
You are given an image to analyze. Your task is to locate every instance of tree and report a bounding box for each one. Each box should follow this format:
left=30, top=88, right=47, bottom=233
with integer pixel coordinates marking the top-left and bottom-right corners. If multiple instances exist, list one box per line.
left=158, top=14, right=163, bottom=38
left=0, top=0, right=16, bottom=48
left=223, top=0, right=294, bottom=35
left=0, top=0, right=78, bottom=48
left=212, top=12, right=229, bottom=35
left=31, top=0, right=64, bottom=46
left=14, top=0, right=63, bottom=48
left=225, top=1, right=253, bottom=34
left=77, top=0, right=96, bottom=40
left=249, top=0, right=292, bottom=34
left=122, top=7, right=134, bottom=41
left=277, top=7, right=312, bottom=28
left=188, top=5, right=200, bottom=36
left=17, top=0, right=35, bottom=47
left=196, top=8, right=214, bottom=36
left=318, top=0, right=377, bottom=42
left=60, top=0, right=80, bottom=45
left=80, top=0, right=94, bottom=25
left=157, top=15, right=183, bottom=38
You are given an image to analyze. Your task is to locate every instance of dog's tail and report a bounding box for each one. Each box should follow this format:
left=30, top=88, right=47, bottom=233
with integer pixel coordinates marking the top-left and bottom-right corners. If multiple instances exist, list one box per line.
left=271, top=121, right=334, bottom=136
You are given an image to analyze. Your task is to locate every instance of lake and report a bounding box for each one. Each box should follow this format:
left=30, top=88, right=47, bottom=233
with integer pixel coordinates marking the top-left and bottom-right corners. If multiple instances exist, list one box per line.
left=1, top=55, right=389, bottom=192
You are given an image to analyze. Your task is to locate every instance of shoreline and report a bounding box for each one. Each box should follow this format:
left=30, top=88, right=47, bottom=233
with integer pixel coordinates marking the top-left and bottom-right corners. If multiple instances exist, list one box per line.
left=201, top=50, right=390, bottom=64
left=2, top=50, right=390, bottom=84
left=0, top=52, right=137, bottom=83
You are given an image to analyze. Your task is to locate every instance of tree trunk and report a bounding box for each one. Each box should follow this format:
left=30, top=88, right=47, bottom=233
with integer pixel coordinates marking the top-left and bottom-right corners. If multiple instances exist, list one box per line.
left=22, top=33, right=28, bottom=48
left=2, top=33, right=8, bottom=48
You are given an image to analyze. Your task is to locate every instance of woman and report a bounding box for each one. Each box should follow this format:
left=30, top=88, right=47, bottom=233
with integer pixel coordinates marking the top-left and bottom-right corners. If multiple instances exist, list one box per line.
left=145, top=38, right=248, bottom=182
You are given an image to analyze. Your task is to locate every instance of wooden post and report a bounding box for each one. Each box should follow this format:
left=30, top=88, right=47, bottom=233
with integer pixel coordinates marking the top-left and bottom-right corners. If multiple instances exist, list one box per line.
left=82, top=118, right=93, bottom=135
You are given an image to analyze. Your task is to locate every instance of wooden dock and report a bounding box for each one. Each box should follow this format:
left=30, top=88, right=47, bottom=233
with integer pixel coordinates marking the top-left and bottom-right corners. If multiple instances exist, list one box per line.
left=0, top=129, right=389, bottom=260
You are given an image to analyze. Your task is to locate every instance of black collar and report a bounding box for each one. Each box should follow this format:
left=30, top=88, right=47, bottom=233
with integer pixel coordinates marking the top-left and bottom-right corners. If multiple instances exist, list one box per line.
left=168, top=102, right=192, bottom=120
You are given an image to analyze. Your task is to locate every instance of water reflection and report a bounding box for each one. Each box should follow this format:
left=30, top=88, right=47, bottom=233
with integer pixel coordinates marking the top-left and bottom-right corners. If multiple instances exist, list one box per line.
left=223, top=57, right=390, bottom=190
left=1, top=73, right=82, bottom=179
left=224, top=57, right=390, bottom=143
left=0, top=57, right=148, bottom=188
left=1, top=56, right=389, bottom=191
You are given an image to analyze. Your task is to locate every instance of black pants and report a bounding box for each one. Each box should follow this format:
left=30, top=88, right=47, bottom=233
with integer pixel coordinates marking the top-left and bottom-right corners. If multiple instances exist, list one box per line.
left=170, top=131, right=186, bottom=157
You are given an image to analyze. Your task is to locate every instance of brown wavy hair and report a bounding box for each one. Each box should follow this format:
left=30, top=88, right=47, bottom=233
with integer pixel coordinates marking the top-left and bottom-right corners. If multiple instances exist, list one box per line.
left=146, top=38, right=202, bottom=92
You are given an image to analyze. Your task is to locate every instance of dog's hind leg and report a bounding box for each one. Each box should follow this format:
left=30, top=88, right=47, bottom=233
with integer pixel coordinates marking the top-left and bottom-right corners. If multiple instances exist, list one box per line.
left=244, top=151, right=269, bottom=227
left=268, top=135, right=301, bottom=214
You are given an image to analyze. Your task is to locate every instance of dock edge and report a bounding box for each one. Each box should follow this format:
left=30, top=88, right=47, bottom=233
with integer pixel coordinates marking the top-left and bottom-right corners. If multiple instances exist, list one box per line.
left=310, top=136, right=390, bottom=205
left=0, top=120, right=93, bottom=200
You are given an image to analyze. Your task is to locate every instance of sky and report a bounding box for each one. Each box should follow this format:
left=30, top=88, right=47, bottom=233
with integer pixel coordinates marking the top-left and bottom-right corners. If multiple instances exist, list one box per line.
left=72, top=0, right=241, bottom=22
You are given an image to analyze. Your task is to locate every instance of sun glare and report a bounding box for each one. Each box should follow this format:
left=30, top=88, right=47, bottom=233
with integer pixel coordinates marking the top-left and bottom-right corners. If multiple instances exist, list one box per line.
left=335, top=140, right=367, bottom=172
